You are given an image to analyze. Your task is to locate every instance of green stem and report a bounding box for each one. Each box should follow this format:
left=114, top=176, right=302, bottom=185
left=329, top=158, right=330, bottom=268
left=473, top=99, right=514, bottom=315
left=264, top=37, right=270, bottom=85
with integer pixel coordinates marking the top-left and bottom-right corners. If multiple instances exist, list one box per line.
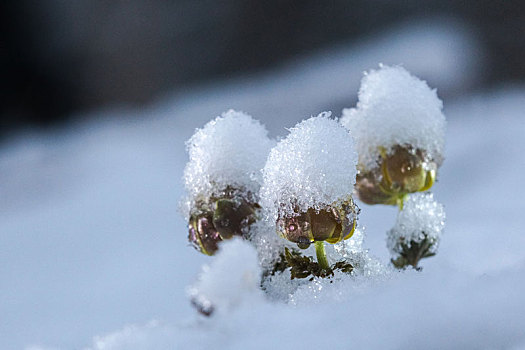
left=315, top=241, right=329, bottom=270
left=397, top=195, right=405, bottom=211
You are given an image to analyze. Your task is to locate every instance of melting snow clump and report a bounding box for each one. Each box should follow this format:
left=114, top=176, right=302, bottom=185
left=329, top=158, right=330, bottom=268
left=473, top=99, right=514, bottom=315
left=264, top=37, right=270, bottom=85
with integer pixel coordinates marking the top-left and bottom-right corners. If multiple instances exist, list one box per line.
left=340, top=65, right=446, bottom=170
left=387, top=192, right=445, bottom=257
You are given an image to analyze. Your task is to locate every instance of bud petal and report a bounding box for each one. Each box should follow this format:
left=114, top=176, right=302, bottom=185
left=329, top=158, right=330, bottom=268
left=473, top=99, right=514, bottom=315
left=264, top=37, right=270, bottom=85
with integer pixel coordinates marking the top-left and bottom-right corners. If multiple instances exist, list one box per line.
left=188, top=214, right=222, bottom=255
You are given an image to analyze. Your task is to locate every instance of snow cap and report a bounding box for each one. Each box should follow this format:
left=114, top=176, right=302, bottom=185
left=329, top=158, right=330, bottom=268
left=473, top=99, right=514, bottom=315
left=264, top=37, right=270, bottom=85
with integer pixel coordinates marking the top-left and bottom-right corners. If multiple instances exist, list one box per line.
left=260, top=112, right=358, bottom=221
left=341, top=65, right=446, bottom=170
left=183, top=110, right=274, bottom=205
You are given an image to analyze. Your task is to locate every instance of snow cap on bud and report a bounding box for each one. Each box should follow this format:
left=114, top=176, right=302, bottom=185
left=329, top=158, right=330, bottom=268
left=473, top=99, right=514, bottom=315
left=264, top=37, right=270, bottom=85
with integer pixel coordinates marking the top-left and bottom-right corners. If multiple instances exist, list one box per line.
left=387, top=192, right=445, bottom=268
left=340, top=65, right=445, bottom=205
left=341, top=65, right=446, bottom=170
left=183, top=110, right=274, bottom=255
left=184, top=110, right=275, bottom=205
left=260, top=113, right=358, bottom=249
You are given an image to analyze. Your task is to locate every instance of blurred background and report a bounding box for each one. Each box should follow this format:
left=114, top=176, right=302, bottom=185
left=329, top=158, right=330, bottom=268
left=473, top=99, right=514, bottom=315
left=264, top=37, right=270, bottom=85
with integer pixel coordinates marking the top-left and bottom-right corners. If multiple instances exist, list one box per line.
left=1, top=0, right=524, bottom=135
left=2, top=2, right=525, bottom=349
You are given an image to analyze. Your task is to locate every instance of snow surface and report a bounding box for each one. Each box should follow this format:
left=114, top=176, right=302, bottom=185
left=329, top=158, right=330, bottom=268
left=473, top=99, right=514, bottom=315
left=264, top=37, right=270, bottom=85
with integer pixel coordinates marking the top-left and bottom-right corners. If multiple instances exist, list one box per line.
left=387, top=192, right=445, bottom=256
left=2, top=19, right=525, bottom=350
left=260, top=113, right=357, bottom=221
left=341, top=65, right=446, bottom=169
left=183, top=110, right=274, bottom=217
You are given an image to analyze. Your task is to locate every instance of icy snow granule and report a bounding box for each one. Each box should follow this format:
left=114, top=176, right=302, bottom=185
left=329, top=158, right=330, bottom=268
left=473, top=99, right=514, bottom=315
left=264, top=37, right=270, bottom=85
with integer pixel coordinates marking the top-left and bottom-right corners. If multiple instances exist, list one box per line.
left=187, top=238, right=263, bottom=315
left=183, top=110, right=274, bottom=215
left=340, top=65, right=446, bottom=170
left=260, top=112, right=358, bottom=221
left=387, top=192, right=445, bottom=256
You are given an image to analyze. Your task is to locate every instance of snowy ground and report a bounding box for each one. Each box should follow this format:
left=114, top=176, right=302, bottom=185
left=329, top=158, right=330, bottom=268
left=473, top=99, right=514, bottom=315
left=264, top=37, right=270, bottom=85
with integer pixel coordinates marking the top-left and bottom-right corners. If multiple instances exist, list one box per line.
left=2, top=19, right=525, bottom=349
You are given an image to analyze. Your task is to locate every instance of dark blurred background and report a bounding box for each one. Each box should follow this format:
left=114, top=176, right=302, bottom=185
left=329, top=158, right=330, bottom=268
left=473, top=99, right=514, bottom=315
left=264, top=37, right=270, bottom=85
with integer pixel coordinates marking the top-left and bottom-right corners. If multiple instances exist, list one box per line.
left=1, top=0, right=524, bottom=136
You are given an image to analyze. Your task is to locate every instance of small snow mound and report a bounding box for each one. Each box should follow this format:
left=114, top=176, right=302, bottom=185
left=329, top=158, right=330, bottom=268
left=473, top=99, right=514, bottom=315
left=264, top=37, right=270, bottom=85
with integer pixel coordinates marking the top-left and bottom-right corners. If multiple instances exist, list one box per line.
left=86, top=320, right=177, bottom=350
left=340, top=65, right=446, bottom=170
left=387, top=192, right=445, bottom=256
left=260, top=112, right=358, bottom=221
left=289, top=262, right=392, bottom=306
left=183, top=110, right=274, bottom=215
left=188, top=238, right=263, bottom=315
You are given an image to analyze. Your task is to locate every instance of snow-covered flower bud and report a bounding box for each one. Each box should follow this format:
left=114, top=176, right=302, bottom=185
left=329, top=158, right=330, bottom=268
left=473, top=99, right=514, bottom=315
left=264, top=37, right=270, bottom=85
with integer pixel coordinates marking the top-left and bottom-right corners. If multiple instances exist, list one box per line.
left=183, top=110, right=274, bottom=255
left=387, top=192, right=445, bottom=269
left=341, top=65, right=445, bottom=206
left=260, top=113, right=359, bottom=249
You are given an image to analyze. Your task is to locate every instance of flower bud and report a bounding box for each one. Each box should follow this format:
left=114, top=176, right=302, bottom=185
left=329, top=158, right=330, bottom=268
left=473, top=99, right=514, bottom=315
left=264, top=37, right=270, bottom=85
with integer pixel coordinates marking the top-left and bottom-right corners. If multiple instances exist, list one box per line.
left=276, top=200, right=357, bottom=249
left=381, top=145, right=435, bottom=194
left=212, top=198, right=256, bottom=239
left=183, top=110, right=274, bottom=255
left=355, top=145, right=436, bottom=205
left=355, top=167, right=398, bottom=206
left=340, top=66, right=445, bottom=206
left=188, top=192, right=258, bottom=255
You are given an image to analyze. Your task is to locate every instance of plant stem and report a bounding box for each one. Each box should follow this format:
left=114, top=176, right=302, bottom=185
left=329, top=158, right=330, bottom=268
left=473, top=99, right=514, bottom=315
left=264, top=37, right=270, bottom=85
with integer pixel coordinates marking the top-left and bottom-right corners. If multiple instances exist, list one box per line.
left=315, top=241, right=329, bottom=270
left=397, top=195, right=405, bottom=211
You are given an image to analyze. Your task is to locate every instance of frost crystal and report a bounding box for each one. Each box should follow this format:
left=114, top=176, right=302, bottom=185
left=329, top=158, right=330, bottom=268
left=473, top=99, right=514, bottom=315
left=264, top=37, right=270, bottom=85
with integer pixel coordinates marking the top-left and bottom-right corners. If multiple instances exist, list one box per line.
left=183, top=110, right=274, bottom=218
left=387, top=193, right=445, bottom=257
left=340, top=65, right=446, bottom=170
left=187, top=238, right=263, bottom=315
left=260, top=112, right=358, bottom=222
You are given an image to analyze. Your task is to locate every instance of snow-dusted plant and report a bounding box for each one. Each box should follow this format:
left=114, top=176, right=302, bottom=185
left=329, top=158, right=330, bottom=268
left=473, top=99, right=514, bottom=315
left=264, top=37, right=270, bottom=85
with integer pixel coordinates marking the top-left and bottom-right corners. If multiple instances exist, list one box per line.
left=183, top=110, right=274, bottom=255
left=387, top=193, right=445, bottom=269
left=259, top=113, right=358, bottom=275
left=341, top=65, right=446, bottom=269
left=340, top=65, right=445, bottom=209
left=181, top=65, right=447, bottom=315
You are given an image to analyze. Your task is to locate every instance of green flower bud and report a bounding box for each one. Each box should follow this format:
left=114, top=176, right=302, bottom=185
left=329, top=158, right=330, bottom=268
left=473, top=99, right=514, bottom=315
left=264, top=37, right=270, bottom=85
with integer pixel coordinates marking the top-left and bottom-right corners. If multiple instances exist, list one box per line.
left=355, top=145, right=437, bottom=206
left=381, top=145, right=435, bottom=194
left=276, top=200, right=357, bottom=249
